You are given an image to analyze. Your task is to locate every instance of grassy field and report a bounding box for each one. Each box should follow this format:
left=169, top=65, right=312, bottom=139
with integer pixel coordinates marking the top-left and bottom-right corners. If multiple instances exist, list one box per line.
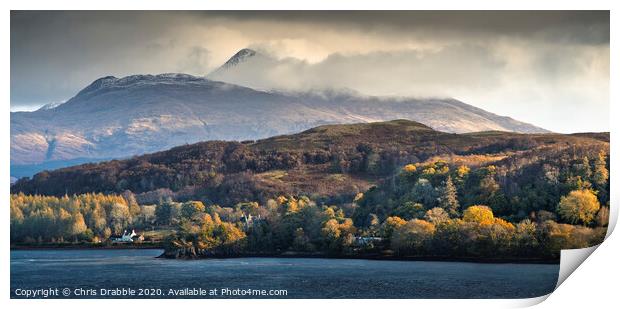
left=141, top=228, right=175, bottom=242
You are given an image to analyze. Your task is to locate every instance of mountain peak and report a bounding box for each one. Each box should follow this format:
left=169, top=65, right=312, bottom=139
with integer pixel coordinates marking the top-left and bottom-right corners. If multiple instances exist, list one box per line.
left=73, top=76, right=118, bottom=98
left=71, top=73, right=218, bottom=100
left=221, top=48, right=258, bottom=69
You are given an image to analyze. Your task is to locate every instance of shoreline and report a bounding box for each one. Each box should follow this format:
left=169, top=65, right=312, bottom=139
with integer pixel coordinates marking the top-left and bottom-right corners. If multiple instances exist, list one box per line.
left=10, top=244, right=559, bottom=264
left=158, top=252, right=560, bottom=265
left=10, top=243, right=163, bottom=250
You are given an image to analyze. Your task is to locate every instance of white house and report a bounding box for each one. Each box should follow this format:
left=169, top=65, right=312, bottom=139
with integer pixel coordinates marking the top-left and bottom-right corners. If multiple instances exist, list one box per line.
left=111, top=230, right=138, bottom=243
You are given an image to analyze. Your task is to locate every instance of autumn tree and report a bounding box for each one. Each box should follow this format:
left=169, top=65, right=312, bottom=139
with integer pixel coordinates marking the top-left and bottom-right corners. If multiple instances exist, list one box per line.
left=514, top=219, right=538, bottom=256
left=109, top=203, right=132, bottom=234
left=391, top=219, right=435, bottom=255
left=403, top=164, right=417, bottom=173
left=478, top=168, right=500, bottom=204
left=67, top=212, right=88, bottom=241
left=236, top=201, right=260, bottom=216
left=463, top=205, right=495, bottom=226
left=321, top=218, right=356, bottom=252
left=122, top=190, right=141, bottom=218
left=437, top=176, right=460, bottom=217
left=593, top=152, right=609, bottom=186
left=10, top=203, right=24, bottom=242
left=181, top=201, right=206, bottom=221
left=456, top=165, right=470, bottom=179
left=424, top=207, right=450, bottom=224
left=557, top=189, right=601, bottom=225
left=577, top=156, right=592, bottom=179
left=380, top=216, right=406, bottom=239
left=592, top=151, right=609, bottom=204
left=88, top=203, right=108, bottom=236
left=285, top=197, right=300, bottom=213
left=210, top=222, right=246, bottom=255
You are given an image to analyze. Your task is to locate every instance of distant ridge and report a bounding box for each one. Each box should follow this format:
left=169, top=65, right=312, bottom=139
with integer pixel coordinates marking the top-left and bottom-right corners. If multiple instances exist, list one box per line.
left=11, top=49, right=549, bottom=177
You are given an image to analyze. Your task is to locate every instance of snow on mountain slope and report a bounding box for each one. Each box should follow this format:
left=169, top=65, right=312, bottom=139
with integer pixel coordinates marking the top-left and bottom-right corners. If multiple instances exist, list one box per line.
left=11, top=49, right=549, bottom=176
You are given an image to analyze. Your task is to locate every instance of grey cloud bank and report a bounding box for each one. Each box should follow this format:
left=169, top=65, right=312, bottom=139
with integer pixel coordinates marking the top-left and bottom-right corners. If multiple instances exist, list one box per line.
left=10, top=11, right=609, bottom=133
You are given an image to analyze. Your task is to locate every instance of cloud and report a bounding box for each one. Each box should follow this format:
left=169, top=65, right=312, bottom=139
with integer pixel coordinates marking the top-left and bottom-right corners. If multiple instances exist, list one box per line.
left=177, top=46, right=211, bottom=75
left=10, top=11, right=609, bottom=133
left=212, top=44, right=506, bottom=97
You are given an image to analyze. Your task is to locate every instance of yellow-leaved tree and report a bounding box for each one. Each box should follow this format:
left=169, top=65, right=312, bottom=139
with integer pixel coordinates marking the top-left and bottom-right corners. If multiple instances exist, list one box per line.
left=391, top=219, right=436, bottom=255
left=557, top=189, right=601, bottom=225
left=463, top=205, right=495, bottom=226
left=403, top=164, right=417, bottom=173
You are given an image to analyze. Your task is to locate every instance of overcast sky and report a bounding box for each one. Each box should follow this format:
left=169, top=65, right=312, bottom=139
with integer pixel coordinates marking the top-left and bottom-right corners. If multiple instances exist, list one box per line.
left=10, top=11, right=609, bottom=133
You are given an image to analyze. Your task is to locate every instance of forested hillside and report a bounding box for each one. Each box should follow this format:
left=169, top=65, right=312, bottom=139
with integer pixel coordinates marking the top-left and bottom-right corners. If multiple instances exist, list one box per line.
left=10, top=120, right=609, bottom=259
left=12, top=120, right=608, bottom=210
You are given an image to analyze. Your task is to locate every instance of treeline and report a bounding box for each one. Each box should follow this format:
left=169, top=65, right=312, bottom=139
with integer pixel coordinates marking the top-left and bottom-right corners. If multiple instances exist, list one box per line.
left=163, top=146, right=611, bottom=259
left=10, top=133, right=610, bottom=260
left=10, top=193, right=147, bottom=243
left=354, top=148, right=610, bottom=224
left=162, top=194, right=606, bottom=260
left=162, top=151, right=610, bottom=259
left=11, top=189, right=607, bottom=260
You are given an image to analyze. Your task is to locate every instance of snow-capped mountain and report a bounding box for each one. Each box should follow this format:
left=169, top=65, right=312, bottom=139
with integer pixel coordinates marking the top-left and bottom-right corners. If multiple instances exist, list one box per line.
left=37, top=101, right=65, bottom=111
left=11, top=49, right=549, bottom=178
left=207, top=48, right=304, bottom=91
left=219, top=48, right=257, bottom=69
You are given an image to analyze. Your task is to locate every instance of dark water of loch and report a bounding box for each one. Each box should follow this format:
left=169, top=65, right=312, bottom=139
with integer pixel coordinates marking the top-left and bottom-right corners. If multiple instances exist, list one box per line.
left=11, top=249, right=559, bottom=299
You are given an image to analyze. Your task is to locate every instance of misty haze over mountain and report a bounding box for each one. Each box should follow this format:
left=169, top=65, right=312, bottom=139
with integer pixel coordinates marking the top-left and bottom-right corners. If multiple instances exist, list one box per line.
left=11, top=11, right=609, bottom=133
left=11, top=49, right=550, bottom=178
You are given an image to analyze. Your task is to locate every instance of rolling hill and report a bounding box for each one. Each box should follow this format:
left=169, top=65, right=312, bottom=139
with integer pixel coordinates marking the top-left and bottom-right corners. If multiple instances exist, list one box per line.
left=12, top=120, right=606, bottom=208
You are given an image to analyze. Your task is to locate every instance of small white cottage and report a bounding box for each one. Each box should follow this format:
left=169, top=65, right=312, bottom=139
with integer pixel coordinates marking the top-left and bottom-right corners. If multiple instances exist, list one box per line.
left=111, top=230, right=138, bottom=243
